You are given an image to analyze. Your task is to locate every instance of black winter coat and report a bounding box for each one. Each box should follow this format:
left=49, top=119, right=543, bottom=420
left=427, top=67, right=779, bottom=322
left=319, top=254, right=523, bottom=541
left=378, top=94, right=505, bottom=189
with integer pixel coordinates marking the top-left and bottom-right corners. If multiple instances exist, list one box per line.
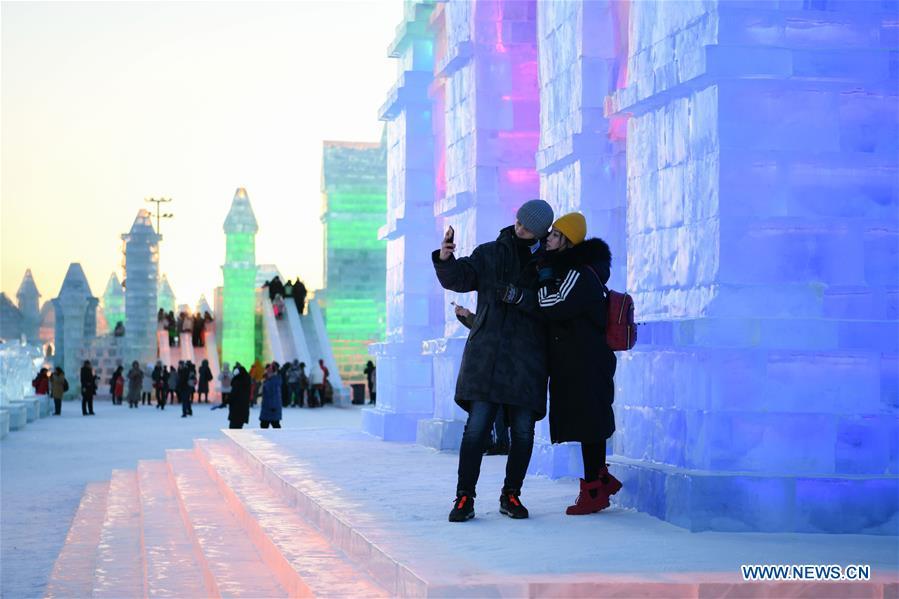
left=433, top=226, right=549, bottom=419
left=537, top=238, right=617, bottom=443
left=229, top=370, right=251, bottom=425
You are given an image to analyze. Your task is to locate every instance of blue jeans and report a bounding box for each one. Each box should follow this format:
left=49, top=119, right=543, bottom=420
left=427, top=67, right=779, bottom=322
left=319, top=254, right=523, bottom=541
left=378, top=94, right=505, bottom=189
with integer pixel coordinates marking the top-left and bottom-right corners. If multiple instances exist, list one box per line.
left=457, top=401, right=536, bottom=496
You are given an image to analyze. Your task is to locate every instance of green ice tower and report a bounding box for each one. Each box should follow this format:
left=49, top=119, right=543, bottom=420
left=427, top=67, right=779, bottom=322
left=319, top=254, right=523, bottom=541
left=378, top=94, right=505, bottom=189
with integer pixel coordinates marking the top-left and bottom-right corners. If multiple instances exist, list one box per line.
left=222, top=187, right=258, bottom=368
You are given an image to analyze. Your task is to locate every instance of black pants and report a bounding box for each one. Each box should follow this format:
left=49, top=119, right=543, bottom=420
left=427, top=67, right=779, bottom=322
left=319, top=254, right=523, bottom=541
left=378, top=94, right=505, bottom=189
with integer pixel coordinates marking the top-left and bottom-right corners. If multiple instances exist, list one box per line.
left=457, top=401, right=535, bottom=496
left=368, top=384, right=376, bottom=405
left=581, top=441, right=608, bottom=482
left=142, top=392, right=151, bottom=405
left=53, top=397, right=62, bottom=415
left=229, top=421, right=243, bottom=429
left=155, top=386, right=165, bottom=404
left=180, top=391, right=192, bottom=416
left=82, top=394, right=94, bottom=415
left=260, top=420, right=281, bottom=429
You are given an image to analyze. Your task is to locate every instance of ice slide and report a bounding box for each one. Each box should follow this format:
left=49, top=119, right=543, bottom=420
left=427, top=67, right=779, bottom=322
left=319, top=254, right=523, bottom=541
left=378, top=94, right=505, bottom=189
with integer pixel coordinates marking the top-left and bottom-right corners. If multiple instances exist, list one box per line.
left=261, top=296, right=348, bottom=405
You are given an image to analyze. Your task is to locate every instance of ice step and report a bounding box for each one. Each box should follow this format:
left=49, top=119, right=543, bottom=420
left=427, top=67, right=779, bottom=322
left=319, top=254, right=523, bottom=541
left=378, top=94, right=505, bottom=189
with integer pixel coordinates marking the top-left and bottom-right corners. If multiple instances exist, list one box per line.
left=137, top=460, right=213, bottom=598
left=45, top=481, right=110, bottom=598
left=92, top=470, right=145, bottom=598
left=194, top=439, right=388, bottom=598
left=166, top=449, right=287, bottom=598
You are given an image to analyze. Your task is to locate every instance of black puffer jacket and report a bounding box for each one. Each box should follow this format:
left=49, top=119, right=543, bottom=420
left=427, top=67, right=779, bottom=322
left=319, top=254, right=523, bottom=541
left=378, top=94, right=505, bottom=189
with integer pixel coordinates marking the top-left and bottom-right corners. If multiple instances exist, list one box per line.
left=432, top=226, right=549, bottom=419
left=537, top=238, right=616, bottom=442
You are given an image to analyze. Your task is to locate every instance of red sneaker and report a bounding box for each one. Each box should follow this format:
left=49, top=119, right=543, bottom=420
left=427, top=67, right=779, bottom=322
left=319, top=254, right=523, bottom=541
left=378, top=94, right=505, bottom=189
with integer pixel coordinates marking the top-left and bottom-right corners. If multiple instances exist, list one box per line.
left=565, top=479, right=610, bottom=515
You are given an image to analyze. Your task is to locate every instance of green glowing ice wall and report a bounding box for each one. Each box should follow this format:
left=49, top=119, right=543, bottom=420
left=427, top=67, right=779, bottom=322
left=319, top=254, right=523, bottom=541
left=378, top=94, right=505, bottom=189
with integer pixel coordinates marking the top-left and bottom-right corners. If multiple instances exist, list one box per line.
left=321, top=141, right=387, bottom=383
left=102, top=273, right=125, bottom=330
left=222, top=188, right=259, bottom=369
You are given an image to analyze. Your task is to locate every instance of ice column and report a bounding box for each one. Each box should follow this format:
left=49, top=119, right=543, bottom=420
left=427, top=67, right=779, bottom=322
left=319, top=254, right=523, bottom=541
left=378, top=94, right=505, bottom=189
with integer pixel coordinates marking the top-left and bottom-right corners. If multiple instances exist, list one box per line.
left=222, top=188, right=259, bottom=369
left=51, top=263, right=99, bottom=386
left=15, top=269, right=42, bottom=345
left=320, top=140, right=387, bottom=383
left=528, top=0, right=630, bottom=476
left=606, top=0, right=898, bottom=534
left=122, top=209, right=160, bottom=365
left=101, top=273, right=125, bottom=331
left=363, top=1, right=443, bottom=441
left=417, top=0, right=542, bottom=450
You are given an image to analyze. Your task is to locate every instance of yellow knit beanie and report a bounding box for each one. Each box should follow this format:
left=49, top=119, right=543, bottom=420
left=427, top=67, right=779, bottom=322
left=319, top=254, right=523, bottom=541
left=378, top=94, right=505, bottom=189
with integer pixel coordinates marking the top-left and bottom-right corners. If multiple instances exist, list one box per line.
left=552, top=212, right=587, bottom=246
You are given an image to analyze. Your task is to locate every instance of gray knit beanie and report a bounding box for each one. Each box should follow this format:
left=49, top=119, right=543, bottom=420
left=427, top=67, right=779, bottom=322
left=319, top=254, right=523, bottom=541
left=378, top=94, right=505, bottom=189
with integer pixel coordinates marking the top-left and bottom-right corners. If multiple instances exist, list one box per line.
left=515, top=199, right=554, bottom=237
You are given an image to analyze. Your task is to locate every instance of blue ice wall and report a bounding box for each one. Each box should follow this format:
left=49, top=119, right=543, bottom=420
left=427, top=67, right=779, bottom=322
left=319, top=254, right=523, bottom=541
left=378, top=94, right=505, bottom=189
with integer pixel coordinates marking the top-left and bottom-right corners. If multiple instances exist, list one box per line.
left=363, top=1, right=444, bottom=442
left=529, top=0, right=630, bottom=478
left=605, top=0, right=899, bottom=534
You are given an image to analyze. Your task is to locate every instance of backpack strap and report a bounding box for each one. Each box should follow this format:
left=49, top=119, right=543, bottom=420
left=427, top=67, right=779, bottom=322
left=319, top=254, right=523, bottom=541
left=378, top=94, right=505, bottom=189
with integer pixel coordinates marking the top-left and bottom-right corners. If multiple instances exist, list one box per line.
left=583, top=264, right=609, bottom=297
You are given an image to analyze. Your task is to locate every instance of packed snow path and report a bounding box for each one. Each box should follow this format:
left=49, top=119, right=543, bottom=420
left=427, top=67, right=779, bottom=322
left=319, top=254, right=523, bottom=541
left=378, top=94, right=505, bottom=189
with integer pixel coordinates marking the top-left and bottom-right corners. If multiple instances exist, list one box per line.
left=0, top=397, right=361, bottom=598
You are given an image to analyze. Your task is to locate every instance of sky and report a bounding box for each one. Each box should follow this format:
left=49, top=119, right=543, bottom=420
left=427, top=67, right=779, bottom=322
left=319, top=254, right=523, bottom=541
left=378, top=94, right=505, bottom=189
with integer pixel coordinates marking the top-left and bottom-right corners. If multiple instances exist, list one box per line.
left=1, top=0, right=402, bottom=309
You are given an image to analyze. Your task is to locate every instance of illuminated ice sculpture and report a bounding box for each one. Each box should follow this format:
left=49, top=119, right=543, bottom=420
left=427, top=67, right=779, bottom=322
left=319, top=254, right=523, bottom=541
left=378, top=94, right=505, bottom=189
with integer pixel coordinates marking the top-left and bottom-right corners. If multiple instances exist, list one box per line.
left=222, top=187, right=259, bottom=368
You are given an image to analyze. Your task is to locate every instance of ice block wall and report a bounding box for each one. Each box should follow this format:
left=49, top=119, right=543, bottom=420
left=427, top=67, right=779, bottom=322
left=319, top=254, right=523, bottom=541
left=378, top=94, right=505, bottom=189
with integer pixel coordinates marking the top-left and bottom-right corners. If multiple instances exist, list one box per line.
left=529, top=0, right=630, bottom=477
left=320, top=140, right=388, bottom=384
left=15, top=269, right=42, bottom=345
left=363, top=0, right=444, bottom=441
left=605, top=0, right=898, bottom=534
left=123, top=209, right=160, bottom=365
left=418, top=0, right=542, bottom=450
left=222, top=188, right=259, bottom=368
left=101, top=273, right=125, bottom=331
left=51, top=263, right=98, bottom=388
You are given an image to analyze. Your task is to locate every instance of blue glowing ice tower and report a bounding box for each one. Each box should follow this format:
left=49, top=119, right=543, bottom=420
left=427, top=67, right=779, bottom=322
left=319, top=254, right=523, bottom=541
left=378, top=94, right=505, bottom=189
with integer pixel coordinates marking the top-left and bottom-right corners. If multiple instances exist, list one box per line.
left=15, top=269, right=42, bottom=345
left=362, top=1, right=444, bottom=441
left=52, top=264, right=99, bottom=382
left=122, top=209, right=160, bottom=365
left=603, top=0, right=898, bottom=534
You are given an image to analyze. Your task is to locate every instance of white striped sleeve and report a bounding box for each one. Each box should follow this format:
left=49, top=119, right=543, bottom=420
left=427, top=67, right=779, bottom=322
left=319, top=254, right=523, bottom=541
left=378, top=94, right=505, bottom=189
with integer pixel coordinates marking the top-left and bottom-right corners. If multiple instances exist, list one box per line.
left=538, top=269, right=580, bottom=307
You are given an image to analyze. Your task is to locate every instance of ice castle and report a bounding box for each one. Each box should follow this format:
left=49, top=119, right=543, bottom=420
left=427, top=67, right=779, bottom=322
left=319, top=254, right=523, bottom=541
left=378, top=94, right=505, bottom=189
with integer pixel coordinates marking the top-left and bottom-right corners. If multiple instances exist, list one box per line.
left=364, top=0, right=898, bottom=534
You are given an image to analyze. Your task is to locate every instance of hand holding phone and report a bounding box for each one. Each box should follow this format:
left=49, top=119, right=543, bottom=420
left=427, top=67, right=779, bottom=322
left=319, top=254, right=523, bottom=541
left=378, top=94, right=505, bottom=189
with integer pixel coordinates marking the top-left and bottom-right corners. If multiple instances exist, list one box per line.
left=439, top=226, right=456, bottom=261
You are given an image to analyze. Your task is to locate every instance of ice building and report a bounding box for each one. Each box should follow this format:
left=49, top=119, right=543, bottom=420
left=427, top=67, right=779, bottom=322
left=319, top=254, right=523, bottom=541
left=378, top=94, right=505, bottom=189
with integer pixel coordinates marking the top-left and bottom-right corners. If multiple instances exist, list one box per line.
left=51, top=263, right=99, bottom=383
left=368, top=0, right=898, bottom=534
left=320, top=140, right=388, bottom=383
left=101, top=273, right=125, bottom=330
left=158, top=275, right=176, bottom=314
left=0, top=294, right=23, bottom=341
left=222, top=187, right=259, bottom=368
left=15, top=269, right=41, bottom=344
left=122, top=209, right=160, bottom=365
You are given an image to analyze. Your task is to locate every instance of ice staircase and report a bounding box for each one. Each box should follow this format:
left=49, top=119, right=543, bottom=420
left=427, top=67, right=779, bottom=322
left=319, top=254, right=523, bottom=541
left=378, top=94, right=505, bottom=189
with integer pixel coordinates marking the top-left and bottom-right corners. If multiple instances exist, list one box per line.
left=262, top=297, right=348, bottom=405
left=48, top=429, right=898, bottom=598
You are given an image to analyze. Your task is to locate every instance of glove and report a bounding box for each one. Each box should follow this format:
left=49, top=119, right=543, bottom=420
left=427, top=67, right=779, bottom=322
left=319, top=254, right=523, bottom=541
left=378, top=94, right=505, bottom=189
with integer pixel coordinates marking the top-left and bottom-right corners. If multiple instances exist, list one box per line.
left=496, top=284, right=523, bottom=304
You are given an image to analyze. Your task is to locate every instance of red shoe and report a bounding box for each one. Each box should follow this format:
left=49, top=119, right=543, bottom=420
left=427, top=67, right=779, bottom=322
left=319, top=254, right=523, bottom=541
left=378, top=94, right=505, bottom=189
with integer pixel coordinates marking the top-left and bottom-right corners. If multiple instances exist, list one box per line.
left=599, top=464, right=622, bottom=496
left=566, top=479, right=610, bottom=515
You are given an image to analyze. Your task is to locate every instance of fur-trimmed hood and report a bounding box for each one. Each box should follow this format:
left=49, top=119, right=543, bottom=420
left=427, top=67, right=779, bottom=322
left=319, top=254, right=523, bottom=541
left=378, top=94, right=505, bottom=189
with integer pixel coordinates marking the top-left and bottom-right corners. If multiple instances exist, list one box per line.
left=547, top=237, right=612, bottom=282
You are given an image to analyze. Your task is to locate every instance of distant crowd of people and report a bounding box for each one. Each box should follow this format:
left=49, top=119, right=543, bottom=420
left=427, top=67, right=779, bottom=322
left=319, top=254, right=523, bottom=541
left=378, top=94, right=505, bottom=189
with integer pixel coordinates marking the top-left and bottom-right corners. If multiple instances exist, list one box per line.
left=263, top=276, right=307, bottom=320
left=29, top=353, right=352, bottom=430
left=158, top=309, right=214, bottom=348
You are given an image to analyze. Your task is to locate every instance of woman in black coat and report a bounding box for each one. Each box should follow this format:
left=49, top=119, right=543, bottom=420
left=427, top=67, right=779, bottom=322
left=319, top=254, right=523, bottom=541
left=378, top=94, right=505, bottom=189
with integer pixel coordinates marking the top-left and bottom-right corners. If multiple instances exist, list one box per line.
left=80, top=360, right=97, bottom=416
left=228, top=364, right=251, bottom=430
left=537, top=212, right=622, bottom=515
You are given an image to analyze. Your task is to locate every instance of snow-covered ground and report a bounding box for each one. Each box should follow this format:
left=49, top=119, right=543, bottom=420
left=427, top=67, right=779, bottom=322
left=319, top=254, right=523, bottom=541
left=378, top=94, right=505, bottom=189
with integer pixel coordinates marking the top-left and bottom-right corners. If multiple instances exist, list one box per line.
left=0, top=397, right=362, bottom=598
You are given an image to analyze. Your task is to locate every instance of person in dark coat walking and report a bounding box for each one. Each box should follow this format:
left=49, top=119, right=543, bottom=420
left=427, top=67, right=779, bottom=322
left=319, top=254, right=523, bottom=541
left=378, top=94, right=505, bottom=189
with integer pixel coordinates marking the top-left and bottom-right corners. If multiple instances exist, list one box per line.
left=363, top=360, right=377, bottom=405
left=228, top=363, right=251, bottom=429
left=294, top=280, right=307, bottom=314
left=126, top=361, right=143, bottom=408
left=197, top=359, right=213, bottom=403
left=80, top=360, right=97, bottom=415
left=260, top=362, right=283, bottom=429
left=268, top=276, right=285, bottom=302
left=537, top=212, right=622, bottom=515
left=433, top=199, right=554, bottom=522
left=177, top=362, right=193, bottom=417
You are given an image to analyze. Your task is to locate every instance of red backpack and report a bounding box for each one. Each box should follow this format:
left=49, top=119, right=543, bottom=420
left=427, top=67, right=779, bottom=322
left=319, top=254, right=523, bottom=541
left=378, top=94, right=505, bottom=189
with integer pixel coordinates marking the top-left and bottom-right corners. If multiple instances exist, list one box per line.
left=586, top=265, right=637, bottom=351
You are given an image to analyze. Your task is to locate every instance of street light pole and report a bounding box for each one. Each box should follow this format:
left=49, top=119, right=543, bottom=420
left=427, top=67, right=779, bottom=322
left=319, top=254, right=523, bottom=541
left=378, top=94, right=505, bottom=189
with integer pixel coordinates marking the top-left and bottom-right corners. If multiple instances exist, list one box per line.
left=145, top=197, right=174, bottom=235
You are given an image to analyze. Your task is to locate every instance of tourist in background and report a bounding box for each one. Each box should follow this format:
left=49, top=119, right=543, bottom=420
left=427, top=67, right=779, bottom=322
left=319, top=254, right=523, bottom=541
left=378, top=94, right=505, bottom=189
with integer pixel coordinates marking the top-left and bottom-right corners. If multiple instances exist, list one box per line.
left=80, top=360, right=97, bottom=416
left=32, top=367, right=50, bottom=396
left=167, top=311, right=178, bottom=347
left=219, top=362, right=232, bottom=406
left=249, top=359, right=265, bottom=406
left=260, top=362, right=283, bottom=429
left=308, top=360, right=323, bottom=408
left=228, top=363, right=250, bottom=429
left=167, top=364, right=179, bottom=404
left=126, top=361, right=143, bottom=409
left=197, top=359, right=213, bottom=403
left=364, top=360, right=377, bottom=405
left=318, top=359, right=332, bottom=404
left=49, top=366, right=68, bottom=415
left=141, top=364, right=153, bottom=405
left=178, top=362, right=193, bottom=417
left=152, top=361, right=165, bottom=406
left=294, top=280, right=307, bottom=314
left=110, top=365, right=124, bottom=405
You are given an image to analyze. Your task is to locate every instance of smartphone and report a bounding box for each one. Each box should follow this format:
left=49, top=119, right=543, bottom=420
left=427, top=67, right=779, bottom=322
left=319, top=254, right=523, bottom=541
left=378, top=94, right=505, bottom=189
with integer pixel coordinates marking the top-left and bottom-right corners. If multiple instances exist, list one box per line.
left=446, top=225, right=454, bottom=243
